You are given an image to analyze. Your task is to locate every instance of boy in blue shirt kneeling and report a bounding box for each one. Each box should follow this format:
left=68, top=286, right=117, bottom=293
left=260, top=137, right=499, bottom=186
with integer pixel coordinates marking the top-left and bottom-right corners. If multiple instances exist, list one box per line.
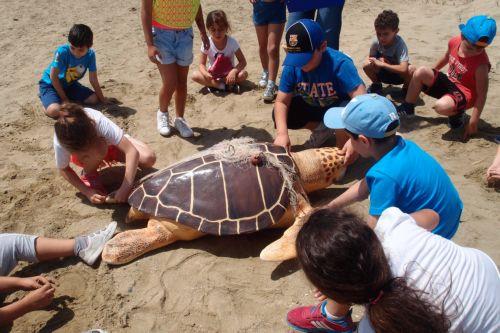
left=324, top=94, right=462, bottom=239
left=38, top=24, right=108, bottom=118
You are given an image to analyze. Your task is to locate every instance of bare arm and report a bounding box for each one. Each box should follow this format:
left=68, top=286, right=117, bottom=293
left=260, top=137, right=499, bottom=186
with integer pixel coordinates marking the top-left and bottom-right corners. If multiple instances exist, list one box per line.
left=326, top=178, right=370, bottom=210
left=195, top=6, right=209, bottom=50
left=0, top=284, right=55, bottom=325
left=233, top=48, right=247, bottom=72
left=464, top=64, right=489, bottom=140
left=49, top=67, right=68, bottom=102
left=273, top=91, right=293, bottom=151
left=88, top=71, right=105, bottom=102
left=198, top=52, right=211, bottom=76
left=0, top=277, right=25, bottom=293
left=433, top=49, right=450, bottom=71
left=113, top=136, right=140, bottom=202
left=141, top=0, right=161, bottom=64
left=60, top=166, right=106, bottom=204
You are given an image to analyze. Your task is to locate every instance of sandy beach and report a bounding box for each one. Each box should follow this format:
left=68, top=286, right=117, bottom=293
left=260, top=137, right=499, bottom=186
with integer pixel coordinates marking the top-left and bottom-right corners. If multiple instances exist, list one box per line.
left=0, top=0, right=498, bottom=332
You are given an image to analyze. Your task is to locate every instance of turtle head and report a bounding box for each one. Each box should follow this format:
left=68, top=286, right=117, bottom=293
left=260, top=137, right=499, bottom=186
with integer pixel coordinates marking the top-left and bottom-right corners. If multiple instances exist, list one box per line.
left=290, top=147, right=346, bottom=193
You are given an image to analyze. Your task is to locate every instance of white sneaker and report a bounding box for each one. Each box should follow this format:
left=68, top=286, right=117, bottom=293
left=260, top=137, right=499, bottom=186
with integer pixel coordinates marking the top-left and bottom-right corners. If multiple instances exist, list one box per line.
left=174, top=117, right=194, bottom=138
left=258, top=70, right=269, bottom=88
left=263, top=82, right=277, bottom=102
left=157, top=110, right=171, bottom=136
left=303, top=123, right=336, bottom=149
left=78, top=222, right=117, bottom=265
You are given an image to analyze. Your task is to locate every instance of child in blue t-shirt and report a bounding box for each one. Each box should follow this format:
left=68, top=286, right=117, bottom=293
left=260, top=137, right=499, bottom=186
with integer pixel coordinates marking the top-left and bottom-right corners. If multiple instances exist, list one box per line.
left=38, top=24, right=108, bottom=118
left=273, top=19, right=365, bottom=162
left=324, top=94, right=463, bottom=239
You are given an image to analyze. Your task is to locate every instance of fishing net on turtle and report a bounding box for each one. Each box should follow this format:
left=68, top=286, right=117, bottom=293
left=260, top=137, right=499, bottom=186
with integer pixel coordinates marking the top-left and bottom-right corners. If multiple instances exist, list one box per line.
left=138, top=137, right=301, bottom=207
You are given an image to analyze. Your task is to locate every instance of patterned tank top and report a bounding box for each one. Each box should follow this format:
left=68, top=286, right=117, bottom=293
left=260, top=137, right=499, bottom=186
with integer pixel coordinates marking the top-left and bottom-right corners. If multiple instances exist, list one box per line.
left=152, top=0, right=200, bottom=30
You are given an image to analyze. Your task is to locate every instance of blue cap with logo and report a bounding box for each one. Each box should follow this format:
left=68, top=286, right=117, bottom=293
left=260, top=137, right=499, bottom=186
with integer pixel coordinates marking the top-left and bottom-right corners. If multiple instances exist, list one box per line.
left=283, top=19, right=325, bottom=68
left=459, top=15, right=497, bottom=47
left=324, top=94, right=400, bottom=139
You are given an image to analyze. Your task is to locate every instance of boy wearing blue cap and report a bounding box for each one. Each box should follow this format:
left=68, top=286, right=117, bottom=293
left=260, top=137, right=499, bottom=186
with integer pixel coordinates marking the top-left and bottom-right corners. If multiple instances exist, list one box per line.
left=324, top=94, right=462, bottom=237
left=286, top=94, right=463, bottom=332
left=397, top=15, right=496, bottom=140
left=273, top=19, right=365, bottom=164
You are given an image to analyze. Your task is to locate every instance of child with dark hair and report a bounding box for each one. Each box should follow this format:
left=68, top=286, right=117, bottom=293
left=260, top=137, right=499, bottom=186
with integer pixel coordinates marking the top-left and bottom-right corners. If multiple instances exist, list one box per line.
left=324, top=94, right=462, bottom=239
left=363, top=10, right=414, bottom=95
left=397, top=15, right=496, bottom=141
left=38, top=24, right=108, bottom=118
left=54, top=103, right=156, bottom=204
left=0, top=222, right=116, bottom=325
left=287, top=207, right=500, bottom=332
left=191, top=10, right=248, bottom=93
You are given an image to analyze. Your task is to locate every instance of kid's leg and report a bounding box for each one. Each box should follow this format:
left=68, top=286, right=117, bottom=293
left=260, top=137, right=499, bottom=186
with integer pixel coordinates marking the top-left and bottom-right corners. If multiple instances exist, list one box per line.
left=362, top=60, right=380, bottom=83
left=173, top=65, right=194, bottom=138
left=287, top=298, right=354, bottom=332
left=397, top=66, right=435, bottom=117
left=39, top=82, right=63, bottom=119
left=44, top=103, right=62, bottom=119
left=267, top=23, right=285, bottom=84
left=157, top=63, right=178, bottom=113
left=191, top=71, right=225, bottom=89
left=236, top=70, right=248, bottom=83
left=35, top=222, right=117, bottom=265
left=123, top=136, right=157, bottom=168
left=255, top=24, right=269, bottom=87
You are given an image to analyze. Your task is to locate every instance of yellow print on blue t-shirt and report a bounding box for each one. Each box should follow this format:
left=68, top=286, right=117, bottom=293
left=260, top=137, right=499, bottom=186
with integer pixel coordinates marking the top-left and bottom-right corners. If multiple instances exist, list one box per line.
left=65, top=64, right=86, bottom=84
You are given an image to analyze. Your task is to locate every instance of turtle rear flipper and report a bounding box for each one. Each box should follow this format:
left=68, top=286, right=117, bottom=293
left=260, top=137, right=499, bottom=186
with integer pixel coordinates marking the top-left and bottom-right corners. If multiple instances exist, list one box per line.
left=102, top=219, right=204, bottom=265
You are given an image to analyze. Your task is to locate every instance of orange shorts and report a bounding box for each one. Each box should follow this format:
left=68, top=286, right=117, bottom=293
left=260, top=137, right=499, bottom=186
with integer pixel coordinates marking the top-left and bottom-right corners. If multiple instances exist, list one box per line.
left=70, top=145, right=122, bottom=168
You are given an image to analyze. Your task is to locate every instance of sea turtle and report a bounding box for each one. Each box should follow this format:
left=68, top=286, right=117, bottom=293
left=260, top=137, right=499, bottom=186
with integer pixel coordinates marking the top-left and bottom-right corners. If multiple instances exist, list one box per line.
left=102, top=138, right=345, bottom=265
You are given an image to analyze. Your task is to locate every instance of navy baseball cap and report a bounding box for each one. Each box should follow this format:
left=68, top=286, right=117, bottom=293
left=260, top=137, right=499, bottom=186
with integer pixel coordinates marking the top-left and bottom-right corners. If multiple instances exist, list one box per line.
left=283, top=19, right=325, bottom=67
left=459, top=15, right=497, bottom=47
left=324, top=94, right=400, bottom=139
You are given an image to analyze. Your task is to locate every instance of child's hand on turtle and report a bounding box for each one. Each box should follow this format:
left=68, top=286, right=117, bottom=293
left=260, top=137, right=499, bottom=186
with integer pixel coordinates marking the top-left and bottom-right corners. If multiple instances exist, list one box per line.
left=225, top=69, right=238, bottom=85
left=85, top=189, right=107, bottom=204
left=113, top=184, right=132, bottom=203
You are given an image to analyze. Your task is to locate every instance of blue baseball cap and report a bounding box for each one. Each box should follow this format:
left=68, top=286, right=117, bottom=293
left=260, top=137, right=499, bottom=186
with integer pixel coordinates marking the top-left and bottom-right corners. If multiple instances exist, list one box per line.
left=324, top=94, right=400, bottom=139
left=459, top=15, right=497, bottom=47
left=283, top=19, right=325, bottom=68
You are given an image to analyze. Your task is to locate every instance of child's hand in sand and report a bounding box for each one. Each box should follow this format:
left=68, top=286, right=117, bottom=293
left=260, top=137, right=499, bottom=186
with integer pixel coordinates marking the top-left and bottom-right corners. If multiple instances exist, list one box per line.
left=463, top=117, right=479, bottom=141
left=85, top=189, right=107, bottom=204
left=20, top=276, right=54, bottom=291
left=22, top=283, right=55, bottom=311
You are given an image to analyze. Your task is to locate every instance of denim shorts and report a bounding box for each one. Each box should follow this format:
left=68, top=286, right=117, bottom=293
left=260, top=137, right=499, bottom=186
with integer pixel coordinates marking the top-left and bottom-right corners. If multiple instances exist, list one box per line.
left=153, top=27, right=194, bottom=66
left=38, top=81, right=94, bottom=109
left=253, top=1, right=286, bottom=26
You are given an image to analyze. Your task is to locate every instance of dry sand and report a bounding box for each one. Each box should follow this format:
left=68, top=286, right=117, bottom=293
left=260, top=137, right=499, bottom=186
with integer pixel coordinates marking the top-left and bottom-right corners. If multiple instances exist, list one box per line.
left=0, top=0, right=498, bottom=332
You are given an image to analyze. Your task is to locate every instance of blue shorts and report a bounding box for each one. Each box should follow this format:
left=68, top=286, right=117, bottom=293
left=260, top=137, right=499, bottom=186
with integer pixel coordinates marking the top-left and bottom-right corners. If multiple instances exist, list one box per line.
left=153, top=27, right=194, bottom=66
left=253, top=1, right=286, bottom=26
left=38, top=81, right=94, bottom=109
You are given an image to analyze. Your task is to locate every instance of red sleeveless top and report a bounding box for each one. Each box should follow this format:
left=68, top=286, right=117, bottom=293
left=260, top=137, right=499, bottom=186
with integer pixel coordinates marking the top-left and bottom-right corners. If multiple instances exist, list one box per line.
left=447, top=36, right=490, bottom=108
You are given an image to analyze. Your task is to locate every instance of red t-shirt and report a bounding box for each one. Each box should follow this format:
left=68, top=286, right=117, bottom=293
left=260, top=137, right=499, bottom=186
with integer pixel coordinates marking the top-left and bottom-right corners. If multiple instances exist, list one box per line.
left=447, top=36, right=490, bottom=108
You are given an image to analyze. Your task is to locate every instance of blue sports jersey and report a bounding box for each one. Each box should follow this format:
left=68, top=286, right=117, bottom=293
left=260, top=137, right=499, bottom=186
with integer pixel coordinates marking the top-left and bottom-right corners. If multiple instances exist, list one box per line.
left=366, top=137, right=463, bottom=239
left=286, top=0, right=345, bottom=12
left=41, top=44, right=96, bottom=88
left=279, top=48, right=363, bottom=107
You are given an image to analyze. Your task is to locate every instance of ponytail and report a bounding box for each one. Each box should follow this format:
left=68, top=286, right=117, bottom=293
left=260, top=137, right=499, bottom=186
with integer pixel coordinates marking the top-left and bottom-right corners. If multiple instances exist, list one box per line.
left=296, top=209, right=450, bottom=333
left=54, top=103, right=98, bottom=152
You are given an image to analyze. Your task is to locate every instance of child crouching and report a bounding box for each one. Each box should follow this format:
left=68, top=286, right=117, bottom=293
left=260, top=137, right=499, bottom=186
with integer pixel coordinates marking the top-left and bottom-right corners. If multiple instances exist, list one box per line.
left=54, top=103, right=156, bottom=204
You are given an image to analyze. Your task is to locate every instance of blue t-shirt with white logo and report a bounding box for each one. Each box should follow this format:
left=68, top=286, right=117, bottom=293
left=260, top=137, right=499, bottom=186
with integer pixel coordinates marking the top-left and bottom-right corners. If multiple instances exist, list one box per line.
left=279, top=48, right=363, bottom=107
left=41, top=44, right=97, bottom=88
left=366, top=136, right=463, bottom=239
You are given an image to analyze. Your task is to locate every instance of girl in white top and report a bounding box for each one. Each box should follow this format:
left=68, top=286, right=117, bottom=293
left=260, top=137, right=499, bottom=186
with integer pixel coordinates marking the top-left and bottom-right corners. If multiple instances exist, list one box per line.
left=54, top=103, right=156, bottom=204
left=287, top=207, right=500, bottom=333
left=191, top=10, right=247, bottom=92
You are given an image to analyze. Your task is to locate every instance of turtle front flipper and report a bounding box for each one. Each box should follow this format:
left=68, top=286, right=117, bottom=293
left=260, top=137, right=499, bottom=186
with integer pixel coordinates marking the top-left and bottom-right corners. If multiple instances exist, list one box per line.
left=260, top=195, right=313, bottom=262
left=102, top=219, right=205, bottom=265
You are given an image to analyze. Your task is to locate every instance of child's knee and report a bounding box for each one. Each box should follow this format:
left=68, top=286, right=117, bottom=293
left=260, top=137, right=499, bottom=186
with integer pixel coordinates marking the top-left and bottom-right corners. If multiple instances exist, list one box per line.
left=267, top=43, right=279, bottom=57
left=434, top=96, right=456, bottom=115
left=84, top=93, right=99, bottom=105
left=414, top=66, right=432, bottom=79
left=191, top=71, right=202, bottom=82
left=45, top=103, right=61, bottom=118
left=141, top=150, right=156, bottom=168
